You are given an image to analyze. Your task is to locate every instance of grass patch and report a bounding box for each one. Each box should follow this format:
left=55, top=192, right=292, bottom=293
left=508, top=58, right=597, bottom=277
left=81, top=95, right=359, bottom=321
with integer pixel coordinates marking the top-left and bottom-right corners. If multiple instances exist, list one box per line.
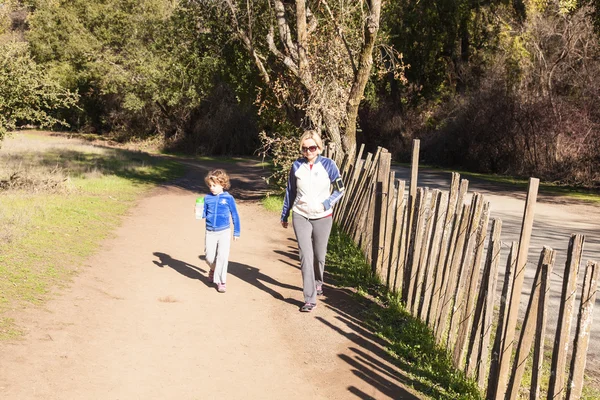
left=0, top=317, right=23, bottom=340
left=261, top=194, right=284, bottom=213
left=326, top=224, right=482, bottom=399
left=0, top=132, right=184, bottom=337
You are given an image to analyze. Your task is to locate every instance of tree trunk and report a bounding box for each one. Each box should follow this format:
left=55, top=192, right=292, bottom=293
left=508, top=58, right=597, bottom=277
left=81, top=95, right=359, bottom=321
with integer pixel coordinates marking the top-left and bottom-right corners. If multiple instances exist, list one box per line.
left=344, top=0, right=381, bottom=156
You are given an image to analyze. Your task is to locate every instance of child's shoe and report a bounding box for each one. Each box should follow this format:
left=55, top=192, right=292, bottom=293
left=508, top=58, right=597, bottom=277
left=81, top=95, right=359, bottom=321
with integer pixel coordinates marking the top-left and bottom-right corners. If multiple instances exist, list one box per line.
left=208, top=269, right=214, bottom=283
left=316, top=284, right=323, bottom=296
left=217, top=283, right=227, bottom=293
left=300, top=302, right=317, bottom=312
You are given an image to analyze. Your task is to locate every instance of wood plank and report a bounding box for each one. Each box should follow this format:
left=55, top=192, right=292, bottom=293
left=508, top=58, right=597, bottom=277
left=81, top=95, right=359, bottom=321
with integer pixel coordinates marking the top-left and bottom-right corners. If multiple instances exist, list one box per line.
left=373, top=152, right=392, bottom=275
left=420, top=190, right=446, bottom=322
left=405, top=187, right=425, bottom=311
left=547, top=234, right=585, bottom=400
left=393, top=187, right=409, bottom=295
left=566, top=260, right=599, bottom=400
left=506, top=247, right=555, bottom=400
left=490, top=177, right=539, bottom=400
left=409, top=139, right=419, bottom=198
left=410, top=188, right=433, bottom=315
left=448, top=194, right=484, bottom=354
left=430, top=174, right=459, bottom=331
left=381, top=171, right=398, bottom=287
left=433, top=177, right=466, bottom=337
left=390, top=180, right=407, bottom=294
left=465, top=218, right=502, bottom=387
left=530, top=249, right=554, bottom=400
left=486, top=241, right=517, bottom=399
left=436, top=203, right=471, bottom=344
left=453, top=198, right=490, bottom=369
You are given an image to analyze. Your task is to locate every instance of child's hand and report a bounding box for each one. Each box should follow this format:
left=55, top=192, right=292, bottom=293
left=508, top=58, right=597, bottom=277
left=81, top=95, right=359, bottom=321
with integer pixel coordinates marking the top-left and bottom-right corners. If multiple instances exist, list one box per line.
left=281, top=221, right=288, bottom=229
left=234, top=236, right=240, bottom=241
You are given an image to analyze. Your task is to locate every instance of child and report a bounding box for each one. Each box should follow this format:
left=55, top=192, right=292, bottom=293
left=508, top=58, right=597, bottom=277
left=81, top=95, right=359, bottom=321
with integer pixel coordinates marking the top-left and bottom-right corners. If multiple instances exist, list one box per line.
left=201, top=169, right=241, bottom=293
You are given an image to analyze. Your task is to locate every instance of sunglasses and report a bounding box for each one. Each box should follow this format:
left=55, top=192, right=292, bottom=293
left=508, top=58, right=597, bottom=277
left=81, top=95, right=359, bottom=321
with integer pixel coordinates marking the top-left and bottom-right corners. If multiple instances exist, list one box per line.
left=301, top=145, right=318, bottom=153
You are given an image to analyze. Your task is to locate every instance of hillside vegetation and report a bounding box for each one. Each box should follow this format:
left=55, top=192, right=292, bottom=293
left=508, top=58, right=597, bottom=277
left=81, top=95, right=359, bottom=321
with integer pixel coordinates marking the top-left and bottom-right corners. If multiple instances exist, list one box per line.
left=1, top=0, right=598, bottom=188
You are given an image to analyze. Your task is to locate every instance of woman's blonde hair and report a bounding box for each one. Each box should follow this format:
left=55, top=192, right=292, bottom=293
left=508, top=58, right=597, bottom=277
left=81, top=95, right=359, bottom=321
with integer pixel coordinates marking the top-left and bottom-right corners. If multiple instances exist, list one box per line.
left=204, top=169, right=231, bottom=190
left=298, top=130, right=323, bottom=153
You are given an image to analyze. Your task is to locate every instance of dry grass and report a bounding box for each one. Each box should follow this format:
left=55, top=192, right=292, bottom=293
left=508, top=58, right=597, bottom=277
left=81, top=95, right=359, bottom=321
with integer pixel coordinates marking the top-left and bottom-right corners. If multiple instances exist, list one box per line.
left=0, top=130, right=184, bottom=336
left=0, top=131, right=105, bottom=194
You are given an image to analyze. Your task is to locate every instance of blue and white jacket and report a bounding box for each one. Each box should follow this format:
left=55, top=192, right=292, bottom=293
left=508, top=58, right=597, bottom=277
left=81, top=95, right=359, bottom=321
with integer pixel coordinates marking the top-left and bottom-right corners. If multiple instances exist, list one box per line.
left=281, top=155, right=344, bottom=222
left=202, top=191, right=241, bottom=237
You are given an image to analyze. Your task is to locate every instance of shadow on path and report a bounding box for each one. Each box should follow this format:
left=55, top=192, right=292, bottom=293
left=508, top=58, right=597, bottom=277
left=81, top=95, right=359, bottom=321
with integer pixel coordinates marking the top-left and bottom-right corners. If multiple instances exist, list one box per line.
left=152, top=252, right=212, bottom=288
left=151, top=252, right=303, bottom=308
left=165, top=158, right=270, bottom=202
left=228, top=261, right=303, bottom=309
left=275, top=236, right=424, bottom=399
left=314, top=286, right=425, bottom=399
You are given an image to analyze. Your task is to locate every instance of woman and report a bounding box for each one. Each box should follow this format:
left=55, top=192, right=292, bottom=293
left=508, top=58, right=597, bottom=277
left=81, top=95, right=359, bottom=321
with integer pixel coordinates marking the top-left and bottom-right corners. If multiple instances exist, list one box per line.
left=280, top=130, right=345, bottom=312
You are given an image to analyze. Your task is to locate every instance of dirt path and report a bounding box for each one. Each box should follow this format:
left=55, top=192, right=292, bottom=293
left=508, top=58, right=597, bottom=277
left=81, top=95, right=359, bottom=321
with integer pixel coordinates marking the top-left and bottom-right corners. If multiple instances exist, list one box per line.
left=0, top=158, right=422, bottom=399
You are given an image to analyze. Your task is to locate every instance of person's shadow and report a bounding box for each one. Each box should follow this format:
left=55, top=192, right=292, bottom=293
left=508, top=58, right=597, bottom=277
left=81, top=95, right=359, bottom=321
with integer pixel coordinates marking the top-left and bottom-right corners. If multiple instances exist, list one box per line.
left=226, top=259, right=303, bottom=308
left=153, top=252, right=212, bottom=288
left=152, top=252, right=303, bottom=307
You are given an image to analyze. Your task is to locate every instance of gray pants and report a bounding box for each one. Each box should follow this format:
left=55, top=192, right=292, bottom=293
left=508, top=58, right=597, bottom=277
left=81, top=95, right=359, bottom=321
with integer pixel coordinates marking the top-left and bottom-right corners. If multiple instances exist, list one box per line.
left=205, top=228, right=231, bottom=285
left=292, top=213, right=333, bottom=304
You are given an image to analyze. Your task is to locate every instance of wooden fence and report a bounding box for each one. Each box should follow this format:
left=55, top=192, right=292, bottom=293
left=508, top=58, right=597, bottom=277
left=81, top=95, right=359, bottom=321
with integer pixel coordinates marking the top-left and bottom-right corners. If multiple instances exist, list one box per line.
left=324, top=141, right=599, bottom=400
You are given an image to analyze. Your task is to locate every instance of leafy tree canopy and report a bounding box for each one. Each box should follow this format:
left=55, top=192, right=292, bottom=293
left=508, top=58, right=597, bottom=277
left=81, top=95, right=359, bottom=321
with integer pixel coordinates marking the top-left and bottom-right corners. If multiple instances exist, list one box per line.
left=0, top=39, right=78, bottom=144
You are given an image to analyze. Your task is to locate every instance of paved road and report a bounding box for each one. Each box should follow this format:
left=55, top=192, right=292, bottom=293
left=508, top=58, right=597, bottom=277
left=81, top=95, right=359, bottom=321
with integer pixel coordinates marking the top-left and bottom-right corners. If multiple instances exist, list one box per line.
left=391, top=166, right=600, bottom=375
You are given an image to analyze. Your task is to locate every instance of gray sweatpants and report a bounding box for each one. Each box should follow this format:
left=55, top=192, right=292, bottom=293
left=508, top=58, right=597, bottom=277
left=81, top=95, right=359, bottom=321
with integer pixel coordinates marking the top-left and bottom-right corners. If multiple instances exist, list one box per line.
left=205, top=228, right=231, bottom=285
left=292, top=213, right=333, bottom=304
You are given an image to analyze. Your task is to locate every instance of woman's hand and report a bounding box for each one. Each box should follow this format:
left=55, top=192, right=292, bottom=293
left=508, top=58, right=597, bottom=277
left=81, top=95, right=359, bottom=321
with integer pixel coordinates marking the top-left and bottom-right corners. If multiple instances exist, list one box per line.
left=281, top=221, right=288, bottom=229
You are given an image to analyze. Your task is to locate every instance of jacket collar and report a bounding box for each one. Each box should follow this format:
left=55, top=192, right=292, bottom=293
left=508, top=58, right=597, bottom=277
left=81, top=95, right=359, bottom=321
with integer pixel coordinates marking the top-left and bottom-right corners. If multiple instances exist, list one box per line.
left=303, top=154, right=322, bottom=165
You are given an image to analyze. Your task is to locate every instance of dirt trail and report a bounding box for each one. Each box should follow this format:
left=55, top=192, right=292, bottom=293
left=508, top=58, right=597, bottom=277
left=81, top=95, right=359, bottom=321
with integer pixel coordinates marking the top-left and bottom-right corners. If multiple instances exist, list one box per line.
left=0, top=158, right=421, bottom=399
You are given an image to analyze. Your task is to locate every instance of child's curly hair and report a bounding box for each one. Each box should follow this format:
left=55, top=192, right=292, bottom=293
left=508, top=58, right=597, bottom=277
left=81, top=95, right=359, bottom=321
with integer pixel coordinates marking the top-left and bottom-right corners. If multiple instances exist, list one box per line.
left=204, top=169, right=231, bottom=190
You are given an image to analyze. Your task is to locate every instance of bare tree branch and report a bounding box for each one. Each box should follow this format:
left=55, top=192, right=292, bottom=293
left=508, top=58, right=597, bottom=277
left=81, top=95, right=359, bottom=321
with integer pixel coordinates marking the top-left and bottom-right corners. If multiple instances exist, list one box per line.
left=321, top=0, right=357, bottom=75
left=267, top=26, right=299, bottom=76
left=224, top=0, right=271, bottom=84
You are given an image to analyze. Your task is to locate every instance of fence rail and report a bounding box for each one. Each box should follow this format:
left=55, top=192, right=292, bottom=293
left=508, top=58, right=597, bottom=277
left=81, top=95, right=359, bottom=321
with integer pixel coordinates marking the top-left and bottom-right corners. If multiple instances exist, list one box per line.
left=325, top=141, right=599, bottom=400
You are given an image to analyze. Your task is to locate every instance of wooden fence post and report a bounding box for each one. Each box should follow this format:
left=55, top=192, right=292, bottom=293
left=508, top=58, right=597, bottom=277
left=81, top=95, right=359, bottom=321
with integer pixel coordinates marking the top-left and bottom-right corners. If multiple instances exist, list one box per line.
left=548, top=234, right=585, bottom=400
left=429, top=174, right=459, bottom=329
left=372, top=151, right=391, bottom=273
left=409, top=188, right=432, bottom=315
left=530, top=249, right=553, bottom=400
left=404, top=187, right=425, bottom=309
left=452, top=199, right=490, bottom=369
left=487, top=241, right=517, bottom=399
left=436, top=202, right=471, bottom=344
left=391, top=180, right=408, bottom=294
left=380, top=171, right=397, bottom=287
left=402, top=139, right=420, bottom=301
left=465, top=218, right=502, bottom=387
left=448, top=193, right=485, bottom=356
left=434, top=178, right=468, bottom=338
left=349, top=153, right=374, bottom=242
left=409, top=139, right=419, bottom=201
left=419, top=190, right=446, bottom=322
left=489, top=177, right=538, bottom=400
left=506, top=247, right=555, bottom=400
left=565, top=260, right=599, bottom=400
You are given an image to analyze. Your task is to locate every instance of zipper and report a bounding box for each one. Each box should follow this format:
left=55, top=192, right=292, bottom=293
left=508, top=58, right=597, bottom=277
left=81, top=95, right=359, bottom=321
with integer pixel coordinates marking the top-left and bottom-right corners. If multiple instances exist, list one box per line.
left=212, top=193, right=220, bottom=229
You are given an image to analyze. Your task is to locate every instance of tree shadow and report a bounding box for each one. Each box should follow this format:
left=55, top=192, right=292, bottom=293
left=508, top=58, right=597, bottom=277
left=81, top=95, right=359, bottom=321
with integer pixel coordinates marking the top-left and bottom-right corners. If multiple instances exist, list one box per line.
left=164, top=158, right=270, bottom=202
left=315, top=286, right=447, bottom=399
